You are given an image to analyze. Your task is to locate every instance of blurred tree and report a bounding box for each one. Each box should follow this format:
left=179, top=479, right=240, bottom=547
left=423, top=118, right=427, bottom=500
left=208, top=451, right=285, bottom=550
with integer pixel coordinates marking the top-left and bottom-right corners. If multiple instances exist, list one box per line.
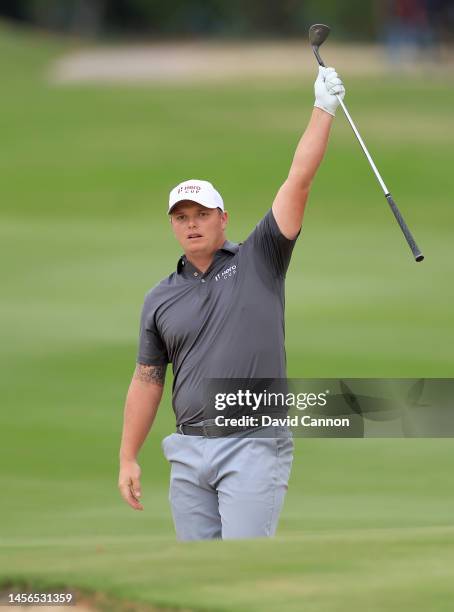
left=0, top=0, right=29, bottom=20
left=0, top=0, right=107, bottom=36
left=303, top=0, right=378, bottom=40
left=0, top=0, right=422, bottom=40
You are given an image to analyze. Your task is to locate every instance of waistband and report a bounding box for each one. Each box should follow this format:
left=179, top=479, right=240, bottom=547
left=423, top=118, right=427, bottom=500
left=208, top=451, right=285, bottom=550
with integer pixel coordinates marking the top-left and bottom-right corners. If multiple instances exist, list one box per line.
left=176, top=419, right=291, bottom=438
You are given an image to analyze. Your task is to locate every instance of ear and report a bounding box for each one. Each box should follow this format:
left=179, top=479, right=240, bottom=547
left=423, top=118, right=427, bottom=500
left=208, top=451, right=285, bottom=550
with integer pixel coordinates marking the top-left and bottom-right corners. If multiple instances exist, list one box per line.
left=169, top=215, right=179, bottom=238
left=220, top=210, right=228, bottom=230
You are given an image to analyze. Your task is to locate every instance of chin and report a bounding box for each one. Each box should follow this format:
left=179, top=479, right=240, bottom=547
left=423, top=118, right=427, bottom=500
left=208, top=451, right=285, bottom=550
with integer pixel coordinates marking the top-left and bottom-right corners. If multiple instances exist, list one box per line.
left=185, top=239, right=208, bottom=252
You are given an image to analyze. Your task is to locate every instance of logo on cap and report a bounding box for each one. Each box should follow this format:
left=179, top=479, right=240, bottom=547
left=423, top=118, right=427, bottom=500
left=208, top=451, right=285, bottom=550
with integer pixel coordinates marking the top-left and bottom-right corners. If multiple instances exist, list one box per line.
left=177, top=185, right=202, bottom=195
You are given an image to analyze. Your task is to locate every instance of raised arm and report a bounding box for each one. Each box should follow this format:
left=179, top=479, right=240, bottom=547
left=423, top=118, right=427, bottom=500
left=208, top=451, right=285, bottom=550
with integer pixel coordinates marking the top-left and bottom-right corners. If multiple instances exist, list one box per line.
left=118, top=363, right=166, bottom=511
left=272, top=66, right=345, bottom=239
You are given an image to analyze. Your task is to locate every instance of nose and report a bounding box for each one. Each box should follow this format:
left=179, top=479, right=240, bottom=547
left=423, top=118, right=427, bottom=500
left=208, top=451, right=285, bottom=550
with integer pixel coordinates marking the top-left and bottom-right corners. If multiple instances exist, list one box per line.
left=187, top=216, right=198, bottom=228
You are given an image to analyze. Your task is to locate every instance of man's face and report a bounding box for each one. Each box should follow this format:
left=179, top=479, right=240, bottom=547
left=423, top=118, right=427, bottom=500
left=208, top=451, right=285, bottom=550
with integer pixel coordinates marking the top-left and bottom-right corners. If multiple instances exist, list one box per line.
left=169, top=200, right=228, bottom=256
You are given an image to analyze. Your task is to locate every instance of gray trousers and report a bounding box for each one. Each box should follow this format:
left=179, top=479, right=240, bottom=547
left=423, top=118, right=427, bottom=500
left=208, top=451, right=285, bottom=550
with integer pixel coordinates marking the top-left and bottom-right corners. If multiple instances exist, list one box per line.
left=161, top=426, right=294, bottom=540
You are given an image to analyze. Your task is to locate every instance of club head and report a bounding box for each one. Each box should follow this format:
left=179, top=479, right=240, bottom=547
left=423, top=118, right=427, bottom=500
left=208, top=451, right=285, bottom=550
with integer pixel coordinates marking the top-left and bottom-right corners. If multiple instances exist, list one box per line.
left=309, top=23, right=331, bottom=48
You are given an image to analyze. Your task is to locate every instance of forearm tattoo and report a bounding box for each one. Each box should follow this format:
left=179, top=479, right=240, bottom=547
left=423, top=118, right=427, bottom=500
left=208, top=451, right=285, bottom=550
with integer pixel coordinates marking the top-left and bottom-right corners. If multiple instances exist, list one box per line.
left=134, top=363, right=167, bottom=386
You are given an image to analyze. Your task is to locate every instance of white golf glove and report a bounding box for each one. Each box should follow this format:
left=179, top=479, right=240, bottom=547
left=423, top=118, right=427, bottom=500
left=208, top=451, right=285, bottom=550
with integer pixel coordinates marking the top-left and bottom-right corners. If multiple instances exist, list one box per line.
left=314, top=66, right=345, bottom=117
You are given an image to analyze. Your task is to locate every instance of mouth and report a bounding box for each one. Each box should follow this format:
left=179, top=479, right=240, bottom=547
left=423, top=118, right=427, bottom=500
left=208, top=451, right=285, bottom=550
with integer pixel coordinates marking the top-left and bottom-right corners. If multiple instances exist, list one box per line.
left=187, top=234, right=203, bottom=240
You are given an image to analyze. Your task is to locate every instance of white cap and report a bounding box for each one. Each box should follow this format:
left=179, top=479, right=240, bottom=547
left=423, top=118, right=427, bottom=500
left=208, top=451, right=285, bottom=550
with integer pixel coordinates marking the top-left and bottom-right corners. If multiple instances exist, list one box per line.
left=168, top=179, right=224, bottom=214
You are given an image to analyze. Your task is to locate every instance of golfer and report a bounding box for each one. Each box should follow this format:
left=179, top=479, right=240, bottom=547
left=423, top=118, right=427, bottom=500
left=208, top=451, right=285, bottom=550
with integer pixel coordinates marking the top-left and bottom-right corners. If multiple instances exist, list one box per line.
left=119, top=67, right=345, bottom=540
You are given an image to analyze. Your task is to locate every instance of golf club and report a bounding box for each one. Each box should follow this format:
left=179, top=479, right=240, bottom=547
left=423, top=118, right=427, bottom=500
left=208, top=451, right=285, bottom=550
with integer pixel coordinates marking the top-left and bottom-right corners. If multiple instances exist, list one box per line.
left=309, top=24, right=424, bottom=262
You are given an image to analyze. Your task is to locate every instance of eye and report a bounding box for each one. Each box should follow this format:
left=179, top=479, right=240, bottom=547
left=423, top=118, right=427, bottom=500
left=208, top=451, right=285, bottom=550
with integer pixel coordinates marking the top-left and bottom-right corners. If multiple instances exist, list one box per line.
left=175, top=214, right=185, bottom=222
left=199, top=211, right=208, bottom=217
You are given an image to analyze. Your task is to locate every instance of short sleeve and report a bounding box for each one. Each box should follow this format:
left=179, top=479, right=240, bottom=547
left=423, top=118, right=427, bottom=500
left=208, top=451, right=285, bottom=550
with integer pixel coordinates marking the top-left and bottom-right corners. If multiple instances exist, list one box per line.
left=136, top=291, right=169, bottom=366
left=244, top=208, right=300, bottom=278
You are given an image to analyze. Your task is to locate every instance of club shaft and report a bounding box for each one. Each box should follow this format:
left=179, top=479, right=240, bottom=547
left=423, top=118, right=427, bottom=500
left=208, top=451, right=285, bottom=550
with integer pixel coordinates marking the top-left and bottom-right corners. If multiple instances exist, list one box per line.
left=314, top=48, right=388, bottom=192
left=336, top=96, right=389, bottom=195
left=311, top=44, right=424, bottom=261
left=334, top=96, right=423, bottom=261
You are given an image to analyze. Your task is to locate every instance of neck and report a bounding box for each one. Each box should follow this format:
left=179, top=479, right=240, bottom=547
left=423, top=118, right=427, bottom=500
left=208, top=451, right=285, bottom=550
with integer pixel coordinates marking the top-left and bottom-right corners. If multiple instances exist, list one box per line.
left=186, top=253, right=213, bottom=274
left=185, top=237, right=226, bottom=273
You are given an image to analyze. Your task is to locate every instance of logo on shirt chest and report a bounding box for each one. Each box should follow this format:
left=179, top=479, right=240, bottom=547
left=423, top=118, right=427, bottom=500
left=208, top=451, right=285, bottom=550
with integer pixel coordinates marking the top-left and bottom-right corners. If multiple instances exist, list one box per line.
left=214, top=264, right=237, bottom=282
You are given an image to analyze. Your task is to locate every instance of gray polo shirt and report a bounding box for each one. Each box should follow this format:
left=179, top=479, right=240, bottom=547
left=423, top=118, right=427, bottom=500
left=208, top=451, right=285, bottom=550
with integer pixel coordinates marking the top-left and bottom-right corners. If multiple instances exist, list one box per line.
left=137, top=208, right=299, bottom=426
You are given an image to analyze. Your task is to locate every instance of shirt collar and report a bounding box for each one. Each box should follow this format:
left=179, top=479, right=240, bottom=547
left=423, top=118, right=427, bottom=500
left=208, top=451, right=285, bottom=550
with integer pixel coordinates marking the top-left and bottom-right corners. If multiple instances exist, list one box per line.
left=177, top=240, right=239, bottom=274
left=219, top=240, right=240, bottom=255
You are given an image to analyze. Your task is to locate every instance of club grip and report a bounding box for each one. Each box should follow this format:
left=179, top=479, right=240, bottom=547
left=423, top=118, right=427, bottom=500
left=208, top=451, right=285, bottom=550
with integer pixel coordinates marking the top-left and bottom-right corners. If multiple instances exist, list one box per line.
left=385, top=193, right=424, bottom=262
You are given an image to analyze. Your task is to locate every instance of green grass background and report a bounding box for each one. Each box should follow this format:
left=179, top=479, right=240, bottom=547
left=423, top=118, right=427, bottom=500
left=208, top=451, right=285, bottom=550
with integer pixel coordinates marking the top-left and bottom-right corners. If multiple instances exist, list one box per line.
left=1, top=22, right=454, bottom=611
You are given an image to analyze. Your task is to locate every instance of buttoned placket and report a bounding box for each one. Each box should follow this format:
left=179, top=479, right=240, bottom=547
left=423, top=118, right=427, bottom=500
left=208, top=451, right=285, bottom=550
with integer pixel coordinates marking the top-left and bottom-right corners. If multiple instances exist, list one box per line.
left=191, top=259, right=216, bottom=284
left=191, top=270, right=207, bottom=283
